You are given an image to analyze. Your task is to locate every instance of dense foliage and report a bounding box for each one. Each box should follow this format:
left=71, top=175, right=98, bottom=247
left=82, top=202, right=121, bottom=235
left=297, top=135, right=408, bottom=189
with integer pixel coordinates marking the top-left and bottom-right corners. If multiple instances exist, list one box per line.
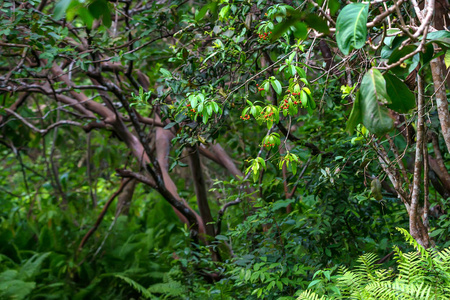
left=0, top=0, right=449, bottom=299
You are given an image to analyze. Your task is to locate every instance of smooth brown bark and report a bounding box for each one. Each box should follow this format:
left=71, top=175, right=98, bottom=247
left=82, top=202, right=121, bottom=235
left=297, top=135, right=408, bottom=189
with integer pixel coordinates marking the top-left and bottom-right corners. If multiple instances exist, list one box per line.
left=188, top=145, right=215, bottom=238
left=116, top=179, right=137, bottom=216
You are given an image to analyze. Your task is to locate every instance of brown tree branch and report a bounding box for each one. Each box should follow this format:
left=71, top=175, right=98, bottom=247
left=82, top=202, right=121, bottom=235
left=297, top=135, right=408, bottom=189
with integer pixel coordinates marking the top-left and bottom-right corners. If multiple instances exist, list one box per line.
left=78, top=178, right=132, bottom=251
left=116, top=168, right=157, bottom=188
left=410, top=73, right=430, bottom=248
left=188, top=145, right=215, bottom=238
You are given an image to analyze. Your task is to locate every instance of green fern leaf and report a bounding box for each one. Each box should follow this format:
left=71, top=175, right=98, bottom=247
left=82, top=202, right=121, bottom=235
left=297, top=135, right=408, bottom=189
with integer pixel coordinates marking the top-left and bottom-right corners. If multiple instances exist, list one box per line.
left=113, top=274, right=154, bottom=299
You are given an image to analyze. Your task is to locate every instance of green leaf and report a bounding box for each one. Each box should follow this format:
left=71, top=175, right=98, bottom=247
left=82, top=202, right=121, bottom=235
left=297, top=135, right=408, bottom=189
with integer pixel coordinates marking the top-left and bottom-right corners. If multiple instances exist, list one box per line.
left=196, top=3, right=217, bottom=22
left=300, top=90, right=308, bottom=108
left=308, top=279, right=322, bottom=288
left=303, top=14, right=329, bottom=34
left=271, top=79, right=282, bottom=95
left=445, top=50, right=450, bottom=68
left=346, top=91, right=362, bottom=134
left=383, top=29, right=402, bottom=47
left=270, top=17, right=297, bottom=41
left=384, top=73, right=415, bottom=113
left=336, top=3, right=369, bottom=55
left=381, top=35, right=408, bottom=59
left=0, top=279, right=36, bottom=300
left=388, top=45, right=419, bottom=76
left=371, top=178, right=383, bottom=200
left=164, top=122, right=177, bottom=129
left=77, top=7, right=94, bottom=29
left=54, top=0, right=73, bottom=20
left=359, top=68, right=394, bottom=135
left=219, top=5, right=230, bottom=21
left=429, top=229, right=444, bottom=237
left=114, top=275, right=153, bottom=299
left=291, top=22, right=307, bottom=40
left=291, top=161, right=297, bottom=175
left=424, top=30, right=450, bottom=48
left=215, top=235, right=228, bottom=240
left=88, top=0, right=111, bottom=28
left=328, top=0, right=340, bottom=15
left=421, top=42, right=435, bottom=66
left=160, top=68, right=172, bottom=78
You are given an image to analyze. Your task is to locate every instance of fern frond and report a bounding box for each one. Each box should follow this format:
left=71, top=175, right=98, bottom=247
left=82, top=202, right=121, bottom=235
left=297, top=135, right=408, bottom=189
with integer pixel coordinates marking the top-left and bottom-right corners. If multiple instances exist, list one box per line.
left=366, top=281, right=432, bottom=300
left=338, top=269, right=373, bottom=299
left=396, top=252, right=425, bottom=285
left=395, top=227, right=429, bottom=261
left=113, top=274, right=154, bottom=299
left=18, top=252, right=51, bottom=280
left=148, top=281, right=185, bottom=296
left=374, top=268, right=394, bottom=282
left=355, top=253, right=379, bottom=282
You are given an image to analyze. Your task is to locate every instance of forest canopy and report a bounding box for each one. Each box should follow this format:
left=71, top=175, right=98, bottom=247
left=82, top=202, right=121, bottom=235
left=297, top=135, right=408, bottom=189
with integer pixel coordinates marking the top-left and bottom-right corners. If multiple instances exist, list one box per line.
left=0, top=0, right=450, bottom=299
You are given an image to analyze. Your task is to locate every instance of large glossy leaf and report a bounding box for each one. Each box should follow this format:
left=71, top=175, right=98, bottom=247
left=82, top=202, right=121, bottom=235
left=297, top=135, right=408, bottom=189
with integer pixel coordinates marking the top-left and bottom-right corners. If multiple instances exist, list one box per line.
left=388, top=45, right=419, bottom=77
left=384, top=73, right=415, bottom=113
left=336, top=3, right=369, bottom=55
left=424, top=30, right=450, bottom=48
left=420, top=43, right=434, bottom=66
left=381, top=35, right=408, bottom=59
left=360, top=69, right=394, bottom=135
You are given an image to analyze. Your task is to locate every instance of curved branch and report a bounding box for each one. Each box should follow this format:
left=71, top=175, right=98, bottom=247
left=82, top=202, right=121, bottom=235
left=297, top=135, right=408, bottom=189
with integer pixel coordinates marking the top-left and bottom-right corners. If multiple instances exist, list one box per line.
left=78, top=178, right=132, bottom=252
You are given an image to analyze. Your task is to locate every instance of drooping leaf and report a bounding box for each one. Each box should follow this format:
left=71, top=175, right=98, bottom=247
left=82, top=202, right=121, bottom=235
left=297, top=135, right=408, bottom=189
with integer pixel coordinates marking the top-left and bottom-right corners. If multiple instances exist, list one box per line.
left=346, top=91, right=362, bottom=134
left=196, top=3, right=218, bottom=22
left=384, top=73, right=415, bottom=113
left=359, top=68, right=394, bottom=135
left=371, top=178, right=383, bottom=200
left=303, top=14, right=329, bottom=34
left=328, top=0, right=340, bottom=15
left=420, top=43, right=434, bottom=66
left=88, top=0, right=111, bottom=28
left=270, top=16, right=297, bottom=41
left=291, top=22, right=307, bottom=40
left=335, top=3, right=369, bottom=55
left=270, top=8, right=326, bottom=41
left=77, top=7, right=94, bottom=29
left=54, top=0, right=73, bottom=20
left=271, top=79, right=282, bottom=95
left=445, top=50, right=450, bottom=68
left=388, top=45, right=419, bottom=76
left=380, top=35, right=408, bottom=59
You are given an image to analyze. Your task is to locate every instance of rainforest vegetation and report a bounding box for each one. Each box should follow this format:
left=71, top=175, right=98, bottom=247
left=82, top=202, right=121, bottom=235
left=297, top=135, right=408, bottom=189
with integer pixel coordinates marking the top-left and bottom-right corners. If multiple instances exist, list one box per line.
left=1, top=0, right=450, bottom=299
